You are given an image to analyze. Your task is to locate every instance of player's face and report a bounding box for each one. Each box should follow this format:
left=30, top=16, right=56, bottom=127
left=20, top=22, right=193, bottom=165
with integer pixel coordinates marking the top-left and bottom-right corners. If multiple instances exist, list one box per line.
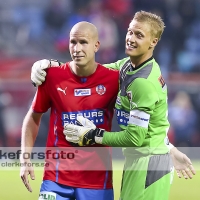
left=125, top=19, right=158, bottom=65
left=69, top=30, right=99, bottom=68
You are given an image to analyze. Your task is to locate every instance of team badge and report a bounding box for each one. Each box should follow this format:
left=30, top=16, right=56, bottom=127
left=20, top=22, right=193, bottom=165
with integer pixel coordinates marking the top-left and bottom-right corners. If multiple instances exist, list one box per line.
left=96, top=85, right=106, bottom=95
left=127, top=91, right=132, bottom=101
left=127, top=91, right=138, bottom=109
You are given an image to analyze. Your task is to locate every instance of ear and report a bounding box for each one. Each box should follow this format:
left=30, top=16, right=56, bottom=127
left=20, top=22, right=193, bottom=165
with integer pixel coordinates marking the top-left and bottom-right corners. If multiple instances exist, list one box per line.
left=150, top=38, right=158, bottom=48
left=94, top=41, right=100, bottom=53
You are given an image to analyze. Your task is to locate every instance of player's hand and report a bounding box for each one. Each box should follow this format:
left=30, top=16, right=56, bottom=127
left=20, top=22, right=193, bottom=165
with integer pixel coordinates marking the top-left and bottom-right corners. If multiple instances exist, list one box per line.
left=170, top=147, right=196, bottom=179
left=31, top=59, right=60, bottom=87
left=20, top=158, right=35, bottom=192
left=63, top=116, right=105, bottom=146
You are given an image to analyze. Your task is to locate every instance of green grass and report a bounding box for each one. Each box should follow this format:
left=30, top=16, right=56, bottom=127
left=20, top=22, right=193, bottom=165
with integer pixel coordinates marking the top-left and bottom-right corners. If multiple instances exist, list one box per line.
left=0, top=160, right=199, bottom=200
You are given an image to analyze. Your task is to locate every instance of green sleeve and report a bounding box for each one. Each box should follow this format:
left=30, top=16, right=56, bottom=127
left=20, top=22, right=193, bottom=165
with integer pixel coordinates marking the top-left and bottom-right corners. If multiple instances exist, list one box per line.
left=103, top=57, right=130, bottom=70
left=102, top=79, right=159, bottom=147
left=102, top=125, right=147, bottom=147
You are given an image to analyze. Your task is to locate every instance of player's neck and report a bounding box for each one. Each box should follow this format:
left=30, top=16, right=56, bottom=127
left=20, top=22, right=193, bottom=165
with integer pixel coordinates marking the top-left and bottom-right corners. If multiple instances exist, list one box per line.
left=69, top=61, right=98, bottom=77
left=130, top=52, right=153, bottom=67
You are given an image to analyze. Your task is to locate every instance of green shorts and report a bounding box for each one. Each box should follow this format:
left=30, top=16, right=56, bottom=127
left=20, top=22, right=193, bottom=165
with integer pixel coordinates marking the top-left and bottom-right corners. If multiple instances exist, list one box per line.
left=120, top=153, right=174, bottom=200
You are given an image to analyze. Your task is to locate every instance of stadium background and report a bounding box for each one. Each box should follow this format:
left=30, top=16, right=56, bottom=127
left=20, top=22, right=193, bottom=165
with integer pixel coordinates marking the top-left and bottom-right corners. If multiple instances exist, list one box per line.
left=0, top=0, right=200, bottom=199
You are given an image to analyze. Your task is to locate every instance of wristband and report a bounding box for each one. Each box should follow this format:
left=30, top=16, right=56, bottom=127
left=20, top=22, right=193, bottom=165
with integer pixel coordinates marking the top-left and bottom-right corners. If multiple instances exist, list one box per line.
left=94, top=128, right=105, bottom=144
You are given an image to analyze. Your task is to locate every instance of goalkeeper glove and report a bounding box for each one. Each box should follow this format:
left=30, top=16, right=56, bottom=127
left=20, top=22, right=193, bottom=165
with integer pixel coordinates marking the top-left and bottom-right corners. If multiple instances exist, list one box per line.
left=63, top=116, right=105, bottom=146
left=31, top=59, right=61, bottom=87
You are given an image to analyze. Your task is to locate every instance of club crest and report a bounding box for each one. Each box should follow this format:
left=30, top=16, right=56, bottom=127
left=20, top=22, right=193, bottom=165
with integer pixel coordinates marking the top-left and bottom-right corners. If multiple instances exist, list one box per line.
left=96, top=85, right=106, bottom=95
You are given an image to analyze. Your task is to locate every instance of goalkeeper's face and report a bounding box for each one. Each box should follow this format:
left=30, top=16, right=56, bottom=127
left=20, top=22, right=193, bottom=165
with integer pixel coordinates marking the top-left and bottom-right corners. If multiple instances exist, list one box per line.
left=69, top=25, right=100, bottom=68
left=125, top=19, right=158, bottom=64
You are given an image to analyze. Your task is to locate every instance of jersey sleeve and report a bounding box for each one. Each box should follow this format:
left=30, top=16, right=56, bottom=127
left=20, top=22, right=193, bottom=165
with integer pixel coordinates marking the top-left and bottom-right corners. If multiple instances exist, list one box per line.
left=102, top=78, right=159, bottom=147
left=32, top=82, right=51, bottom=113
left=103, top=57, right=130, bottom=70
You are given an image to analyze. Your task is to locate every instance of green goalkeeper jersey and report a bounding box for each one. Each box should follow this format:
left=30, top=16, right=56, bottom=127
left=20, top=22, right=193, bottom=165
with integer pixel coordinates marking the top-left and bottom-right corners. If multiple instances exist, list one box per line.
left=103, top=57, right=170, bottom=156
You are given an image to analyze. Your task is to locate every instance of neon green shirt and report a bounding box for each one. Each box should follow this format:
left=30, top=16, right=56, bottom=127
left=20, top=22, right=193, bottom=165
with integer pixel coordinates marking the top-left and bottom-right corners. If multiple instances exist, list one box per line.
left=103, top=57, right=170, bottom=155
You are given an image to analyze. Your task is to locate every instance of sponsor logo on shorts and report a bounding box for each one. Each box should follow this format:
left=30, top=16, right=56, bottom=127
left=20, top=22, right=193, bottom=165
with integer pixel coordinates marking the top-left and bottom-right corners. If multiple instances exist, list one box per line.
left=39, top=191, right=56, bottom=200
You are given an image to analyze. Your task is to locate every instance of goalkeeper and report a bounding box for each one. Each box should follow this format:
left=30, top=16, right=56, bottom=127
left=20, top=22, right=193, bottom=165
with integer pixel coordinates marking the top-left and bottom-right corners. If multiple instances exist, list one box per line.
left=31, top=11, right=196, bottom=200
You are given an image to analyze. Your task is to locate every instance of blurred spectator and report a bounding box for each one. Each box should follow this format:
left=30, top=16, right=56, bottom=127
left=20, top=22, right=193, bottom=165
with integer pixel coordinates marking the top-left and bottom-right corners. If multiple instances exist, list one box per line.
left=0, top=91, right=7, bottom=146
left=44, top=0, right=70, bottom=41
left=169, top=91, right=198, bottom=147
left=13, top=3, right=45, bottom=44
left=0, top=89, right=12, bottom=147
left=88, top=0, right=119, bottom=63
left=176, top=19, right=200, bottom=72
left=103, top=0, right=132, bottom=16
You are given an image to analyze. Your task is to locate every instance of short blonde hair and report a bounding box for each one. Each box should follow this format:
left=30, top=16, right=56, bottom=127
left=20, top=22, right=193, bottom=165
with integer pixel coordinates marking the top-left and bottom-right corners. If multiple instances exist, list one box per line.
left=133, top=10, right=165, bottom=41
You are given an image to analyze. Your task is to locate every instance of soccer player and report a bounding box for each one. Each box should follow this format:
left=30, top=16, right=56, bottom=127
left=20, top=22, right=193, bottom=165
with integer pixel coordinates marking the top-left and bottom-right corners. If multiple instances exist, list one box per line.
left=31, top=12, right=196, bottom=200
left=20, top=21, right=119, bottom=200
left=64, top=11, right=198, bottom=199
left=64, top=11, right=195, bottom=200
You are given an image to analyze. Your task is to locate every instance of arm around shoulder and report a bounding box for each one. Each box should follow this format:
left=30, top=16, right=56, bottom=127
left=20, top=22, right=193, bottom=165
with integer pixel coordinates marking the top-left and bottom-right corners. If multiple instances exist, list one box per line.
left=103, top=57, right=130, bottom=70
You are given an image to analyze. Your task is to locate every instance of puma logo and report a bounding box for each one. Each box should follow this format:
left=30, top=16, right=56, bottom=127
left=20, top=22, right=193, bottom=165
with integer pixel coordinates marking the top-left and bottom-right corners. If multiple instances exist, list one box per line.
left=57, top=87, right=67, bottom=95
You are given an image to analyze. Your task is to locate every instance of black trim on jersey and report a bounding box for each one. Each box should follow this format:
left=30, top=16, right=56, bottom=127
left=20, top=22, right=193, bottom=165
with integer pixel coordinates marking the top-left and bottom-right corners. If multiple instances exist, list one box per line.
left=120, top=62, right=153, bottom=96
left=134, top=56, right=153, bottom=70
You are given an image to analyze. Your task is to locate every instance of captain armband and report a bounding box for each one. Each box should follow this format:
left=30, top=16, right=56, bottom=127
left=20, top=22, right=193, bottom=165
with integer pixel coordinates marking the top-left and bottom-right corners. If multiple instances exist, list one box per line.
left=128, top=109, right=150, bottom=128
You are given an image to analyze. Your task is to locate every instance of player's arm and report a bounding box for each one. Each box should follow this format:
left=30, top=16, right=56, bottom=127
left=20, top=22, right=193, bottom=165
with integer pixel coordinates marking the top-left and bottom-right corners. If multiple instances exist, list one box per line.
left=65, top=117, right=196, bottom=179
left=20, top=107, right=43, bottom=192
left=31, top=57, right=130, bottom=87
left=103, top=57, right=129, bottom=70
left=101, top=79, right=156, bottom=146
left=65, top=79, right=156, bottom=147
left=31, top=59, right=63, bottom=87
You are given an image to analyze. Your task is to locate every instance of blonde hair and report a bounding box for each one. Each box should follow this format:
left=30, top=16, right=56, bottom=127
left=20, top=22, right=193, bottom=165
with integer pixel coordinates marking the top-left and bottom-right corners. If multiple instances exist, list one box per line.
left=133, top=10, right=165, bottom=41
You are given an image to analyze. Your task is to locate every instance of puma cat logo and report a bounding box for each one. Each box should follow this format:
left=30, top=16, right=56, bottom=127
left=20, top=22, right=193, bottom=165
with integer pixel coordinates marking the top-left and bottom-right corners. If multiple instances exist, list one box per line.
left=57, top=87, right=67, bottom=95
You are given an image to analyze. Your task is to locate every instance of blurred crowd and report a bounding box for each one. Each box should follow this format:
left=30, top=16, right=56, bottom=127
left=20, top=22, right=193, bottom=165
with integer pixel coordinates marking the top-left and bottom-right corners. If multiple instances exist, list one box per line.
left=0, top=0, right=200, bottom=148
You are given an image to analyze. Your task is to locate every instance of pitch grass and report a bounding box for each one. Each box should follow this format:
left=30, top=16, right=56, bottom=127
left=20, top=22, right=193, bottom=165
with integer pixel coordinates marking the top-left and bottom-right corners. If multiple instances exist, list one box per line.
left=0, top=160, right=199, bottom=200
